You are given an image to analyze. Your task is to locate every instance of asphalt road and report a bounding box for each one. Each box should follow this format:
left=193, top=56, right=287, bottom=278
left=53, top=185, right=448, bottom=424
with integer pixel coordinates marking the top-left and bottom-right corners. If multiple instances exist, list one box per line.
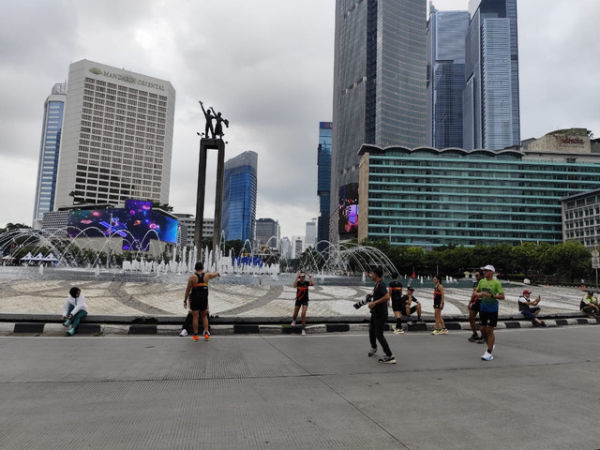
left=1, top=327, right=599, bottom=449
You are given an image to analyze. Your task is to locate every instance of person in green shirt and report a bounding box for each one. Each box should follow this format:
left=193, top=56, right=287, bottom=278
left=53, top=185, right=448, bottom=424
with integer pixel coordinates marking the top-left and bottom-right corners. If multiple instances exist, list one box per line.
left=476, top=265, right=505, bottom=361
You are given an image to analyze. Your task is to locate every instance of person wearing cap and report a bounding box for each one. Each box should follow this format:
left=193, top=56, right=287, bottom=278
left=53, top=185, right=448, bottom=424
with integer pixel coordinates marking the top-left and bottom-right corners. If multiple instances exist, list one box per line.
left=476, top=265, right=505, bottom=361
left=518, top=290, right=546, bottom=327
left=291, top=271, right=314, bottom=336
left=400, top=287, right=422, bottom=328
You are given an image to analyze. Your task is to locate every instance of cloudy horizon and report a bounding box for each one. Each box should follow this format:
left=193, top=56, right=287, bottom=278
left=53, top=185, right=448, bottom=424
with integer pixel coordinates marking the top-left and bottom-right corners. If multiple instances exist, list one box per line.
left=1, top=0, right=599, bottom=239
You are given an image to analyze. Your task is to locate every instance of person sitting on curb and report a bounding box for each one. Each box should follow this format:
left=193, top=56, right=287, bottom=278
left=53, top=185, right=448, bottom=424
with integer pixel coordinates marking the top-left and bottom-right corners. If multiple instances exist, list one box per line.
left=518, top=289, right=546, bottom=327
left=580, top=291, right=600, bottom=317
left=400, top=287, right=422, bottom=327
left=62, top=287, right=88, bottom=336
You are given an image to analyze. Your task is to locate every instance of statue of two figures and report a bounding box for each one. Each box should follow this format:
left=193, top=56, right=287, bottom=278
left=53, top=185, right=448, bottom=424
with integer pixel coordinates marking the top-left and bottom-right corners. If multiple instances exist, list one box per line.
left=199, top=100, right=229, bottom=140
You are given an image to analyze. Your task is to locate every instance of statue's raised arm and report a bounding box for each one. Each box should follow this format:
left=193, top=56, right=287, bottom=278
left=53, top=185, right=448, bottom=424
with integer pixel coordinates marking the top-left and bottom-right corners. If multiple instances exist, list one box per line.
left=199, top=100, right=216, bottom=138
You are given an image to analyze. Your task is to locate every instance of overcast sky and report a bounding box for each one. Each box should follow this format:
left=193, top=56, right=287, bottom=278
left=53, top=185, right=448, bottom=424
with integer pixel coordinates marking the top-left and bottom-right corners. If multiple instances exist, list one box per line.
left=0, top=0, right=599, bottom=238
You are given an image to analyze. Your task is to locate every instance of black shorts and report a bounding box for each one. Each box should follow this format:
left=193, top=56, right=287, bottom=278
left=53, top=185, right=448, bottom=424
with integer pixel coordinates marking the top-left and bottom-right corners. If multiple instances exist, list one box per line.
left=469, top=299, right=481, bottom=313
left=480, top=310, right=498, bottom=327
left=433, top=300, right=443, bottom=310
left=401, top=305, right=418, bottom=316
left=190, top=297, right=208, bottom=312
left=295, top=299, right=309, bottom=307
left=391, top=300, right=403, bottom=312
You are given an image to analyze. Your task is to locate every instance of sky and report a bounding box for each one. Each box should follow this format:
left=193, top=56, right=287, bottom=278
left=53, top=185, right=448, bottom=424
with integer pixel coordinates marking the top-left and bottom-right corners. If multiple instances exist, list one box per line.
left=0, top=0, right=599, bottom=238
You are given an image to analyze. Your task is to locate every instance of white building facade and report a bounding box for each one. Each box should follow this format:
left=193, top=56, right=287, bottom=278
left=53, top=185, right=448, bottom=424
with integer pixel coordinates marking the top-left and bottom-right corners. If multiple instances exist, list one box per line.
left=54, top=59, right=175, bottom=209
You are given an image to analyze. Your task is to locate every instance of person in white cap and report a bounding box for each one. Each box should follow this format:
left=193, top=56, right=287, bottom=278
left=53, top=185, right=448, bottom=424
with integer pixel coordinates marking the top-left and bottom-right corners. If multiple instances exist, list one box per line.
left=476, top=265, right=504, bottom=361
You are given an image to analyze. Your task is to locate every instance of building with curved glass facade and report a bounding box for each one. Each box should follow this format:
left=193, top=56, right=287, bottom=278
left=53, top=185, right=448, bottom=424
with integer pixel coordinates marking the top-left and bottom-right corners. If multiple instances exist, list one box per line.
left=358, top=145, right=600, bottom=247
left=222, top=151, right=257, bottom=242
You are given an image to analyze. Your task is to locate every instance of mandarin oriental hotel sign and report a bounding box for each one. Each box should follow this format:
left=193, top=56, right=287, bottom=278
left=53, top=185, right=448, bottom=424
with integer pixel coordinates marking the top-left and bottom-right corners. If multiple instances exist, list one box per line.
left=89, top=67, right=165, bottom=91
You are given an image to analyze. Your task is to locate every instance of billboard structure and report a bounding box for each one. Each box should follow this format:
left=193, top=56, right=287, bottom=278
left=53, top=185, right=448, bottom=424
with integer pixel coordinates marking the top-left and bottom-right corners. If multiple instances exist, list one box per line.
left=67, top=200, right=178, bottom=251
left=338, top=183, right=359, bottom=239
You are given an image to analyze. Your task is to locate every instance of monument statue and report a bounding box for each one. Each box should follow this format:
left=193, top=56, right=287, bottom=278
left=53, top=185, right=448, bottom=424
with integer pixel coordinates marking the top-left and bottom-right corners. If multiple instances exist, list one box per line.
left=199, top=100, right=229, bottom=140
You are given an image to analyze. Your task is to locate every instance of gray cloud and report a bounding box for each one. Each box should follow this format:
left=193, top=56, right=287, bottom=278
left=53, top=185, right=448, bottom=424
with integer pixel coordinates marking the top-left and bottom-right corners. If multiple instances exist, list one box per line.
left=1, top=0, right=599, bottom=239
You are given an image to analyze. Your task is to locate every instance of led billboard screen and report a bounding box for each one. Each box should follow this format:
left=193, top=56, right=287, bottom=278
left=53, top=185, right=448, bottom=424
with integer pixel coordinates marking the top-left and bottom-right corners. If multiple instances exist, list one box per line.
left=338, top=183, right=359, bottom=239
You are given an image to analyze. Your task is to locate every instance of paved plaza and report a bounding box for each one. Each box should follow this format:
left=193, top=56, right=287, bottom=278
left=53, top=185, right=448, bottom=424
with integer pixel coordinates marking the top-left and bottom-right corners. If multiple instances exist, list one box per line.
left=1, top=327, right=599, bottom=449
left=0, top=273, right=586, bottom=317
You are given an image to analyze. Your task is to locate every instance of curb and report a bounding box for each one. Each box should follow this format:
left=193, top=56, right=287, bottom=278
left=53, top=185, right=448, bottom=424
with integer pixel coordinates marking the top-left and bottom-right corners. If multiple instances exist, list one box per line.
left=0, top=317, right=598, bottom=336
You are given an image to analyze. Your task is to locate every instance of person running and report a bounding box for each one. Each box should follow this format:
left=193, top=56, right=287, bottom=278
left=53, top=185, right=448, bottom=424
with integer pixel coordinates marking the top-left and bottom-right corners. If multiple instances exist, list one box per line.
left=432, top=276, right=447, bottom=335
left=367, top=267, right=395, bottom=364
left=62, top=286, right=88, bottom=336
left=476, top=264, right=505, bottom=361
left=183, top=262, right=220, bottom=341
left=291, top=271, right=314, bottom=336
left=388, top=273, right=405, bottom=335
left=468, top=270, right=484, bottom=343
left=400, top=287, right=422, bottom=328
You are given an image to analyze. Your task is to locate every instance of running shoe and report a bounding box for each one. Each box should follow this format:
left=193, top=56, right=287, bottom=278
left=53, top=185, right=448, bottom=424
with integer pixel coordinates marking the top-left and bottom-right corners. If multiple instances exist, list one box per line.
left=378, top=356, right=396, bottom=364
left=468, top=334, right=479, bottom=342
left=301, top=328, right=307, bottom=336
left=432, top=329, right=440, bottom=335
left=368, top=348, right=377, bottom=357
left=192, top=334, right=199, bottom=342
left=67, top=327, right=75, bottom=336
left=393, top=329, right=405, bottom=335
left=439, top=329, right=448, bottom=335
left=179, top=329, right=188, bottom=337
left=481, top=351, right=493, bottom=361
left=290, top=320, right=296, bottom=327
left=204, top=331, right=211, bottom=340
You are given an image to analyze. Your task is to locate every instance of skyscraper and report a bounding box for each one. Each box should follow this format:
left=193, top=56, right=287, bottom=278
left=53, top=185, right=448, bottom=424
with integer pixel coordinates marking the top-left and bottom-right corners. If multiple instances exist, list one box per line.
left=305, top=220, right=317, bottom=249
left=255, top=218, right=280, bottom=249
left=54, top=59, right=175, bottom=208
left=464, top=0, right=520, bottom=150
left=32, top=82, right=67, bottom=228
left=317, top=122, right=332, bottom=250
left=222, top=151, right=257, bottom=242
left=331, top=0, right=427, bottom=242
left=427, top=7, right=470, bottom=149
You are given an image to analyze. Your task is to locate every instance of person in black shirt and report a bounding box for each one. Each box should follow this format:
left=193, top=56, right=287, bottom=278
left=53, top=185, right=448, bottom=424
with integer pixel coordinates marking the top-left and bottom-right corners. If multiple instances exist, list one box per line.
left=291, top=271, right=314, bottom=335
left=400, top=287, right=422, bottom=325
left=388, top=273, right=405, bottom=335
left=468, top=270, right=484, bottom=343
left=183, top=262, right=220, bottom=341
left=368, top=267, right=395, bottom=364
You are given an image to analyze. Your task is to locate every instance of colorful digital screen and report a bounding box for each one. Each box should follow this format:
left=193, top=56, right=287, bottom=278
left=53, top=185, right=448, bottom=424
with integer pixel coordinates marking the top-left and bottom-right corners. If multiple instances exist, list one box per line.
left=339, top=183, right=359, bottom=239
left=67, top=200, right=178, bottom=251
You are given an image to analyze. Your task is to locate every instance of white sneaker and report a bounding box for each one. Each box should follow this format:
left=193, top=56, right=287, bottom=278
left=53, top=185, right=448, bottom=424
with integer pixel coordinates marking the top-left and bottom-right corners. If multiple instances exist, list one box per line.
left=393, top=329, right=405, bottom=335
left=301, top=328, right=307, bottom=336
left=179, top=329, right=188, bottom=337
left=481, top=351, right=494, bottom=361
left=290, top=320, right=296, bottom=327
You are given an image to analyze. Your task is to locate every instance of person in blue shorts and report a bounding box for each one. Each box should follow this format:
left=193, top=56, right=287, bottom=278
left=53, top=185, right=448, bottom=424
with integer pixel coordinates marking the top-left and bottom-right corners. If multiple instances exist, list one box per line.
left=476, top=265, right=505, bottom=361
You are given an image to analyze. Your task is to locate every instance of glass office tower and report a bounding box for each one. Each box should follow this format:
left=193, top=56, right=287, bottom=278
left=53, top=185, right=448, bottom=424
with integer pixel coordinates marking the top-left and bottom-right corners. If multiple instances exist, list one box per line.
left=222, top=151, right=257, bottom=242
left=32, top=82, right=67, bottom=228
left=358, top=145, right=600, bottom=247
left=427, top=8, right=469, bottom=149
left=464, top=0, right=520, bottom=150
left=317, top=122, right=332, bottom=251
left=331, top=0, right=427, bottom=242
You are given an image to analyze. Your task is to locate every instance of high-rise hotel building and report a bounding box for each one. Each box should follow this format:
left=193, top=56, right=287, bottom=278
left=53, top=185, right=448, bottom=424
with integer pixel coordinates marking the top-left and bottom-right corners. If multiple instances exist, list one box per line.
left=54, top=59, right=175, bottom=208
left=32, top=82, right=67, bottom=228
